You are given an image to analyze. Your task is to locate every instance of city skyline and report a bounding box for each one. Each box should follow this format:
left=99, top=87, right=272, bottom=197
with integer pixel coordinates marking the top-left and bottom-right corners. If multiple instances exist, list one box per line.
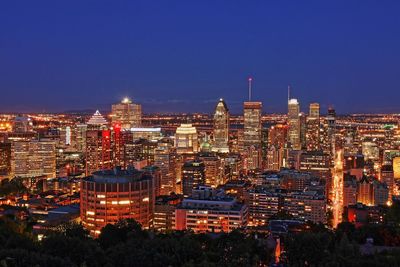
left=2, top=1, right=400, bottom=113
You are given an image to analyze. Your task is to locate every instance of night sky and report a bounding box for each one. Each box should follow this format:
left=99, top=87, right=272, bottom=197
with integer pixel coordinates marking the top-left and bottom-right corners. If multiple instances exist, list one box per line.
left=1, top=1, right=400, bottom=114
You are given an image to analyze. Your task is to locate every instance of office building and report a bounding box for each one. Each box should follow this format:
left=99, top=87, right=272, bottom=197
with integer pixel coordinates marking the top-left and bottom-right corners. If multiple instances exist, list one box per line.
left=80, top=168, right=155, bottom=236
left=0, top=142, right=11, bottom=179
left=111, top=97, right=142, bottom=129
left=174, top=186, right=248, bottom=233
left=212, top=99, right=230, bottom=153
left=288, top=99, right=301, bottom=150
left=182, top=160, right=205, bottom=196
left=175, top=123, right=198, bottom=154
left=85, top=129, right=112, bottom=175
left=11, top=140, right=56, bottom=178
left=306, top=103, right=320, bottom=151
left=154, top=138, right=178, bottom=195
left=243, top=102, right=262, bottom=149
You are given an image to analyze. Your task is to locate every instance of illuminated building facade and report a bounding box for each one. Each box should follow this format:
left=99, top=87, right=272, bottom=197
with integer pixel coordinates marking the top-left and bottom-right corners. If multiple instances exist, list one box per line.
left=381, top=165, right=394, bottom=203
left=111, top=97, right=142, bottom=129
left=154, top=195, right=182, bottom=232
left=357, top=176, right=374, bottom=206
left=182, top=160, right=205, bottom=196
left=174, top=186, right=248, bottom=233
left=197, top=153, right=222, bottom=187
left=247, top=188, right=280, bottom=225
left=212, top=99, right=230, bottom=153
left=288, top=99, right=301, bottom=150
left=247, top=187, right=327, bottom=225
left=0, top=142, right=11, bottom=178
left=175, top=123, right=198, bottom=154
left=306, top=103, right=320, bottom=151
left=85, top=129, right=112, bottom=175
left=131, top=127, right=162, bottom=141
left=243, top=102, right=262, bottom=148
left=154, top=138, right=177, bottom=195
left=268, top=124, right=288, bottom=149
left=80, top=168, right=155, bottom=236
left=11, top=140, right=56, bottom=178
left=299, top=151, right=330, bottom=179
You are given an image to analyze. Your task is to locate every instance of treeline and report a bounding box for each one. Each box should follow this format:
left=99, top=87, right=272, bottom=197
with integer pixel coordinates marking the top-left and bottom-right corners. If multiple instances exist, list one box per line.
left=2, top=208, right=400, bottom=266
left=0, top=218, right=273, bottom=267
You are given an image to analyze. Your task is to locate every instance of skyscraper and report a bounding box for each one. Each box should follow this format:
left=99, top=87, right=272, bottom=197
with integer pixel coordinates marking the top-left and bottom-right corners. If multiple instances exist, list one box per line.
left=11, top=140, right=56, bottom=178
left=154, top=138, right=178, bottom=195
left=111, top=97, right=142, bottom=129
left=243, top=101, right=262, bottom=170
left=243, top=102, right=262, bottom=149
left=288, top=98, right=301, bottom=150
left=85, top=129, right=112, bottom=175
left=326, top=107, right=336, bottom=156
left=182, top=160, right=205, bottom=196
left=306, top=103, right=320, bottom=151
left=175, top=123, right=198, bottom=154
left=85, top=110, right=112, bottom=175
left=212, top=99, right=230, bottom=153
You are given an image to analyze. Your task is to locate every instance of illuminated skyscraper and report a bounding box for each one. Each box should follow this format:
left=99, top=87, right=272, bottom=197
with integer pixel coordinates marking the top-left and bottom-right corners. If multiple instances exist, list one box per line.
left=243, top=101, right=262, bottom=170
left=154, top=138, right=178, bottom=195
left=288, top=98, right=301, bottom=150
left=306, top=103, right=320, bottom=151
left=85, top=129, right=112, bottom=175
left=212, top=99, right=229, bottom=153
left=243, top=102, right=262, bottom=148
left=182, top=160, right=205, bottom=196
left=175, top=124, right=198, bottom=154
left=11, top=140, right=56, bottom=178
left=326, top=107, right=336, bottom=155
left=0, top=142, right=11, bottom=179
left=85, top=110, right=112, bottom=175
left=111, top=97, right=142, bottom=129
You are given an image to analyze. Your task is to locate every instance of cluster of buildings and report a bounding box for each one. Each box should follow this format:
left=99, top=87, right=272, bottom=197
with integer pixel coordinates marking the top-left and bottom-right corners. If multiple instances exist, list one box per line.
left=1, top=91, right=400, bottom=236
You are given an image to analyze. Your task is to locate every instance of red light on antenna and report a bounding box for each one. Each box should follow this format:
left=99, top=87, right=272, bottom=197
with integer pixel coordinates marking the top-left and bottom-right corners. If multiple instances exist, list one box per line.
left=248, top=77, right=253, bottom=81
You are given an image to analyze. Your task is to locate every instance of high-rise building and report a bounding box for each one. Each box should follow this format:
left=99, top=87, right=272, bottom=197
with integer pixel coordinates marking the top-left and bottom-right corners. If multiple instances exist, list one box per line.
left=111, top=97, right=142, bottom=129
left=381, top=165, right=394, bottom=203
left=154, top=138, right=178, bottom=195
left=212, top=99, right=230, bottom=153
left=175, top=124, right=198, bottom=154
left=325, top=107, right=336, bottom=155
left=11, top=140, right=56, bottom=178
left=288, top=99, right=301, bottom=150
left=80, top=168, right=155, bottom=236
left=197, top=152, right=222, bottom=187
left=243, top=102, right=262, bottom=148
left=85, top=111, right=112, bottom=175
left=0, top=142, right=11, bottom=178
left=85, top=129, right=112, bottom=175
left=243, top=101, right=262, bottom=170
left=306, top=103, right=320, bottom=151
left=182, top=160, right=205, bottom=196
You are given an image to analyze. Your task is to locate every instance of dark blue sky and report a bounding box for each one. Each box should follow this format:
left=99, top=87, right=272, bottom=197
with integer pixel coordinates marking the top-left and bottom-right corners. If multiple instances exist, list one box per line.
left=1, top=1, right=400, bottom=114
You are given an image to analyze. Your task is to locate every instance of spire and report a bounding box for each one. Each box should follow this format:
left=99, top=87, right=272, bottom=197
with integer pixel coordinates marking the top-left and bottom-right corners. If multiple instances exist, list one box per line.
left=248, top=77, right=253, bottom=101
left=287, top=85, right=291, bottom=102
